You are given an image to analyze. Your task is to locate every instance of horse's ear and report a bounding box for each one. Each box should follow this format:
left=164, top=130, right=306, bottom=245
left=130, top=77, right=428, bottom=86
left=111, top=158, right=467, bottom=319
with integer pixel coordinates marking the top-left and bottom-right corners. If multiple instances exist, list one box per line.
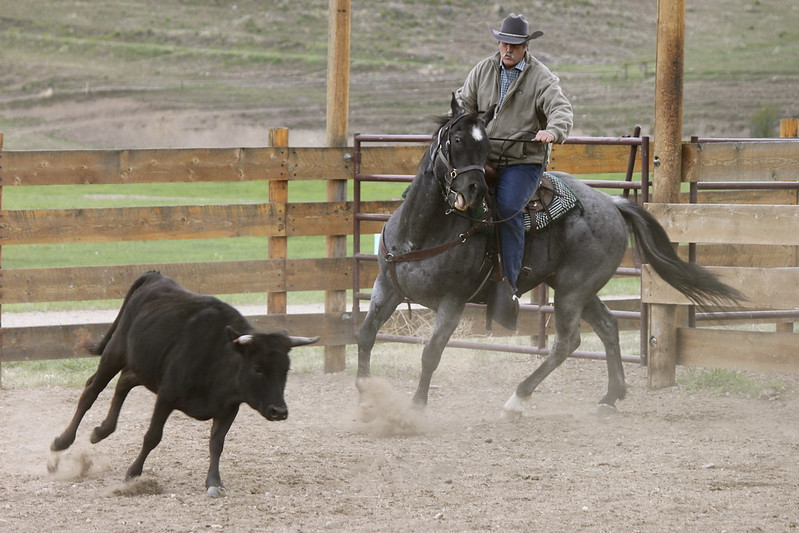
left=450, top=92, right=463, bottom=117
left=481, top=104, right=496, bottom=126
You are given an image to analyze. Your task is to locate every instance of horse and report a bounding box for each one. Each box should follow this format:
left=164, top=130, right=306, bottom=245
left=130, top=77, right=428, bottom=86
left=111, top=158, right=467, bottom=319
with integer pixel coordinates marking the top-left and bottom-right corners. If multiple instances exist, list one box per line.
left=356, top=95, right=742, bottom=417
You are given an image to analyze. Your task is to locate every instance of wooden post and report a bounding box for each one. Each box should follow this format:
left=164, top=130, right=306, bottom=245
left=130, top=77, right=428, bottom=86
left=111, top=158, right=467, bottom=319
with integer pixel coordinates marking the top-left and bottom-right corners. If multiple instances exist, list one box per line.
left=648, top=0, right=685, bottom=390
left=327, top=0, right=350, bottom=148
left=267, top=128, right=289, bottom=316
left=781, top=118, right=799, bottom=139
left=0, top=132, right=4, bottom=387
left=778, top=118, right=798, bottom=333
left=323, top=0, right=351, bottom=372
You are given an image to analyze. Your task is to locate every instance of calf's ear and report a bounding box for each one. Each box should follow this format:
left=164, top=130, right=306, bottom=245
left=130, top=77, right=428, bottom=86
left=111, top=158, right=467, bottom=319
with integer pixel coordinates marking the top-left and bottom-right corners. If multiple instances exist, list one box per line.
left=226, top=326, right=255, bottom=346
left=225, top=326, right=243, bottom=342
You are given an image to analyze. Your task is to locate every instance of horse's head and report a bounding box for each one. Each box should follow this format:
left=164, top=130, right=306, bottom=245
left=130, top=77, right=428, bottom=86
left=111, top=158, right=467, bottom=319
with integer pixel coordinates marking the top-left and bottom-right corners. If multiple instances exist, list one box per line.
left=433, top=95, right=496, bottom=212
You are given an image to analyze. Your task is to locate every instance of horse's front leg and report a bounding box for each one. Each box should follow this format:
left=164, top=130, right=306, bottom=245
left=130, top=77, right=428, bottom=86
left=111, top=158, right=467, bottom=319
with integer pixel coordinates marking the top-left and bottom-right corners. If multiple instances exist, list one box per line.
left=412, top=297, right=466, bottom=406
left=357, top=275, right=403, bottom=383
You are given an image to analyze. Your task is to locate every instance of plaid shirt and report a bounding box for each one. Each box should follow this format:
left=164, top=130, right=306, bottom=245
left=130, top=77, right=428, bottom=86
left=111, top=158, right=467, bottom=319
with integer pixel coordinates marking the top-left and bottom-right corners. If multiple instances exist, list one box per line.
left=498, top=58, right=525, bottom=108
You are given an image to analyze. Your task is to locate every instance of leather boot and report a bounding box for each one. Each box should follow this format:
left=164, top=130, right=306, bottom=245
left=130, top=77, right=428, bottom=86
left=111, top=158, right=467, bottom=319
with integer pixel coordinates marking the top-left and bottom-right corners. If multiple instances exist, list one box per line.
left=485, top=278, right=519, bottom=331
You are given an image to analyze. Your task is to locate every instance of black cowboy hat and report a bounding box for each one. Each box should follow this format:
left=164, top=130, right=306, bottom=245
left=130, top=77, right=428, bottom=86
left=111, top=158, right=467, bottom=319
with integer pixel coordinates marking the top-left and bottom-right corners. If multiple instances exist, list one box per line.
left=488, top=13, right=543, bottom=44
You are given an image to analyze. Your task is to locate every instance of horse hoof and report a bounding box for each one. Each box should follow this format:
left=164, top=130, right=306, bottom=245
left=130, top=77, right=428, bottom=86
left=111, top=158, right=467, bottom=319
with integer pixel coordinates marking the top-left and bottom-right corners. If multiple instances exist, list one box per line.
left=593, top=403, right=618, bottom=417
left=355, top=376, right=370, bottom=393
left=501, top=393, right=526, bottom=420
left=501, top=408, right=523, bottom=421
left=207, top=486, right=227, bottom=498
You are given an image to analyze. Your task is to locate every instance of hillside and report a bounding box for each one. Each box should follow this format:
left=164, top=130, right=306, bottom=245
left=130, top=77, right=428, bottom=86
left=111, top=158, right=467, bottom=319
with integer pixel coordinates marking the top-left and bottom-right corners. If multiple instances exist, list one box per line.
left=1, top=0, right=797, bottom=149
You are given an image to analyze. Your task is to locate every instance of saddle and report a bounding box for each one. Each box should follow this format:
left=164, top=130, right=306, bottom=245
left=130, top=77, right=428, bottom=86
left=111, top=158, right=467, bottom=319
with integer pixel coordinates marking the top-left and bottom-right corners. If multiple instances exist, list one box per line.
left=524, top=173, right=557, bottom=230
left=484, top=166, right=578, bottom=234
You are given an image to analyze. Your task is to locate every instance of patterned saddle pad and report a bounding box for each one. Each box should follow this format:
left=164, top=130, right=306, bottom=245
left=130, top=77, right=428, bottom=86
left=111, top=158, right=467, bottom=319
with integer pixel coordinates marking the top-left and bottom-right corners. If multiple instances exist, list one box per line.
left=523, top=172, right=584, bottom=232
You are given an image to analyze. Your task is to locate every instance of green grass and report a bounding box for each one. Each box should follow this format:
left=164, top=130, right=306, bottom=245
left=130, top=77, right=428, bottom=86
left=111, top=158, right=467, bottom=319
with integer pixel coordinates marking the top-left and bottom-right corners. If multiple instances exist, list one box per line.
left=2, top=178, right=410, bottom=271
left=678, top=368, right=787, bottom=399
left=1, top=357, right=98, bottom=388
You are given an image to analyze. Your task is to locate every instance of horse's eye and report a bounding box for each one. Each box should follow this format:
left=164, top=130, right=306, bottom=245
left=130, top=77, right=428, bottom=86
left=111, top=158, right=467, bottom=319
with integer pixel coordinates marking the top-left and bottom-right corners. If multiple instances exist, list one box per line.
left=454, top=136, right=462, bottom=144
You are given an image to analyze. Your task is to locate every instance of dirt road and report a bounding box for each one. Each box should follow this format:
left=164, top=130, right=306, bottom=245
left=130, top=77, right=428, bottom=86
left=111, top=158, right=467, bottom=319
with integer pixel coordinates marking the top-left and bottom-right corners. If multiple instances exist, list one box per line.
left=2, top=351, right=797, bottom=532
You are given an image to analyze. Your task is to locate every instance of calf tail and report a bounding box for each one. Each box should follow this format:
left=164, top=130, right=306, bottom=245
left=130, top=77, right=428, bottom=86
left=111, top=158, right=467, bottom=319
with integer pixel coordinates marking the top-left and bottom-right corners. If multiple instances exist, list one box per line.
left=614, top=199, right=745, bottom=309
left=86, top=270, right=161, bottom=355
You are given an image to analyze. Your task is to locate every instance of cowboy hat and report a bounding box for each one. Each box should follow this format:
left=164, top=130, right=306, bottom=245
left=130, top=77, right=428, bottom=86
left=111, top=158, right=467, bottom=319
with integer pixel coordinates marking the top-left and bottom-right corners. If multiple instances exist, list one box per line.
left=488, top=13, right=543, bottom=44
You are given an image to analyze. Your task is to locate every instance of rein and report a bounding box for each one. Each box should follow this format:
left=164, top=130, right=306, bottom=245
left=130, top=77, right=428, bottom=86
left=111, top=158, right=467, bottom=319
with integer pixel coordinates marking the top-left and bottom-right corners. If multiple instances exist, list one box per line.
left=489, top=137, right=542, bottom=143
left=379, top=211, right=491, bottom=265
left=379, top=211, right=494, bottom=304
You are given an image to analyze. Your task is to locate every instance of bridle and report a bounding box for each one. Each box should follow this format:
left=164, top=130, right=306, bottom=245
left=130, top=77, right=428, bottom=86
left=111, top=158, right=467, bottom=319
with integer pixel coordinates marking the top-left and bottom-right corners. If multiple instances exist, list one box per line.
left=432, top=112, right=488, bottom=210
left=379, top=112, right=494, bottom=304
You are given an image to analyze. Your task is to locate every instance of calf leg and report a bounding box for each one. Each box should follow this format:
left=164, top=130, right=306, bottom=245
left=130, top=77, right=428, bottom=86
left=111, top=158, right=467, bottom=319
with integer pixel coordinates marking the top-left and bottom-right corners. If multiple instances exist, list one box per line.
left=91, top=369, right=140, bottom=444
left=581, top=295, right=626, bottom=409
left=51, top=354, right=126, bottom=451
left=125, top=397, right=172, bottom=481
left=205, top=406, right=239, bottom=498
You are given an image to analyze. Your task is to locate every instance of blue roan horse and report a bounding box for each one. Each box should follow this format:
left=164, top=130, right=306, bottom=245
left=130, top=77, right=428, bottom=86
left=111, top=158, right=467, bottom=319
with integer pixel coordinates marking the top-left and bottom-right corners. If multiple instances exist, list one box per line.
left=356, top=96, right=742, bottom=417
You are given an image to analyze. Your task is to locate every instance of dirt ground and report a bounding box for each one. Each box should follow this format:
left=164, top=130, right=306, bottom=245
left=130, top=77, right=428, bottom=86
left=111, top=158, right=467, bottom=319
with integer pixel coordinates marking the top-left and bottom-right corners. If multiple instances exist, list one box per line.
left=2, top=349, right=798, bottom=532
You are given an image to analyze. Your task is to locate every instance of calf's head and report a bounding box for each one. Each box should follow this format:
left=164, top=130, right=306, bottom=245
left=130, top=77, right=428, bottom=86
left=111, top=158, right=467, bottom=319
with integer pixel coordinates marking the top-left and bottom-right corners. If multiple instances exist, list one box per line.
left=227, top=327, right=319, bottom=421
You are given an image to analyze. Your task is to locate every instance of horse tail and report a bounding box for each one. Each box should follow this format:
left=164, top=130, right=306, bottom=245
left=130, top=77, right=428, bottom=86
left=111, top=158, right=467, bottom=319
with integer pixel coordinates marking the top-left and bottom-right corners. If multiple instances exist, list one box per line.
left=614, top=198, right=745, bottom=309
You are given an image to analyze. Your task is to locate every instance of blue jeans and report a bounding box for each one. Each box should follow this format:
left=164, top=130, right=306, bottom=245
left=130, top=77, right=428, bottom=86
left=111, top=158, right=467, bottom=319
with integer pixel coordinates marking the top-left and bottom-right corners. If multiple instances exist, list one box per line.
left=495, top=164, right=543, bottom=292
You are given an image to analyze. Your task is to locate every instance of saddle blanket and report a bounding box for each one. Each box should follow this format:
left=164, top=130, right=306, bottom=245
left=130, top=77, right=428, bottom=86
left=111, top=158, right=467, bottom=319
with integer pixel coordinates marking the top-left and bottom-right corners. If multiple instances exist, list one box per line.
left=523, top=172, right=584, bottom=232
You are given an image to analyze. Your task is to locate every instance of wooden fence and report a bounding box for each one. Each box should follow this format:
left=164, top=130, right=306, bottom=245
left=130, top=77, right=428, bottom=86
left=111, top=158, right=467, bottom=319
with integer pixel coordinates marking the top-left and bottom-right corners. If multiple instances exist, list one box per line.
left=0, top=130, right=412, bottom=374
left=1, top=129, right=797, bottom=386
left=644, top=139, right=799, bottom=384
left=0, top=130, right=650, bottom=381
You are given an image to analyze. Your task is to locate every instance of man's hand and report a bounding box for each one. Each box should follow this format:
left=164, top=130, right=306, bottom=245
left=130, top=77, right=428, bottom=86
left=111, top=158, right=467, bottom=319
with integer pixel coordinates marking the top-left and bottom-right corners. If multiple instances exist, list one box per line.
left=532, top=130, right=555, bottom=143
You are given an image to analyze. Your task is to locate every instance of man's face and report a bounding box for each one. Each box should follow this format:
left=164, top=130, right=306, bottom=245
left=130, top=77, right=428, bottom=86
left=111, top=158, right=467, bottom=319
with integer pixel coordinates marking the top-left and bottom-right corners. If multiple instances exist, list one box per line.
left=499, top=42, right=526, bottom=68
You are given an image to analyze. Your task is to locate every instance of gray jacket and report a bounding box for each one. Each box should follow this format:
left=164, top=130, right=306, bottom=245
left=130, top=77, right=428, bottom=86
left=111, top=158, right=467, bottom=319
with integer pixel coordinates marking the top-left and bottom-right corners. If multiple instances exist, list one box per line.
left=455, top=51, right=573, bottom=168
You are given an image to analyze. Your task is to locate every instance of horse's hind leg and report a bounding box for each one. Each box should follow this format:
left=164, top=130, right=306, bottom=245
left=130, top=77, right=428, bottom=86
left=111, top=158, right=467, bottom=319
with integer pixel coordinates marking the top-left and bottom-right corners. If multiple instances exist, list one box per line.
left=581, top=295, right=626, bottom=410
left=502, top=294, right=583, bottom=417
left=51, top=350, right=126, bottom=451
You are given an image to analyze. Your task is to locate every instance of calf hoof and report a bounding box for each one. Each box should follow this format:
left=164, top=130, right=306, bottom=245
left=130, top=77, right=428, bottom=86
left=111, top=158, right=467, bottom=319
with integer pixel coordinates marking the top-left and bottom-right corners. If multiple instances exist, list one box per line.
left=207, top=486, right=227, bottom=498
left=501, top=393, right=527, bottom=420
left=90, top=427, right=107, bottom=444
left=125, top=466, right=143, bottom=482
left=46, top=453, right=60, bottom=473
left=50, top=435, right=73, bottom=452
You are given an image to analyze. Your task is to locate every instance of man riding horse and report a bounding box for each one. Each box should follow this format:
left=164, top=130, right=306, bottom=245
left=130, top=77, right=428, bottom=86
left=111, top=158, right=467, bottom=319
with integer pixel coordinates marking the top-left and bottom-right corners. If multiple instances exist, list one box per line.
left=455, top=13, right=573, bottom=329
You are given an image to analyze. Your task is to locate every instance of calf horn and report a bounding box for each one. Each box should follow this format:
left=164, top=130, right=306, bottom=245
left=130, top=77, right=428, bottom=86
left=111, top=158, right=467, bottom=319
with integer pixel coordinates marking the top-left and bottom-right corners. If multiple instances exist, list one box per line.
left=289, top=336, right=320, bottom=347
left=233, top=334, right=254, bottom=344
